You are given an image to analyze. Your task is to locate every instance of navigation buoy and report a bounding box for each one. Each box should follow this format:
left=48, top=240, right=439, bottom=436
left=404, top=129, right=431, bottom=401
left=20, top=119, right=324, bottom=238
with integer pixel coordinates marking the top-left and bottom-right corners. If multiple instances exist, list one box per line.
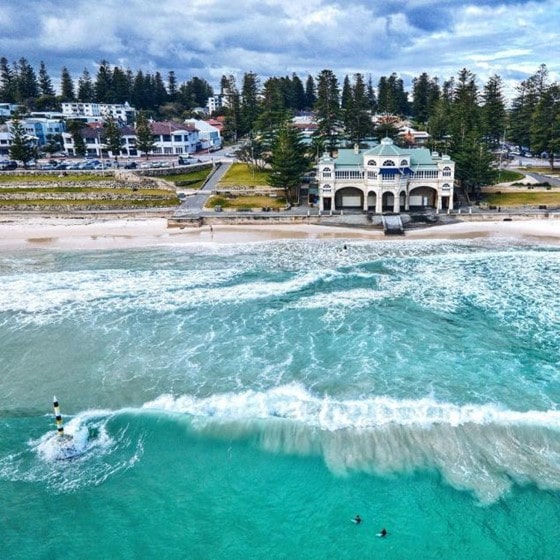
left=53, top=396, right=65, bottom=436
left=51, top=395, right=79, bottom=459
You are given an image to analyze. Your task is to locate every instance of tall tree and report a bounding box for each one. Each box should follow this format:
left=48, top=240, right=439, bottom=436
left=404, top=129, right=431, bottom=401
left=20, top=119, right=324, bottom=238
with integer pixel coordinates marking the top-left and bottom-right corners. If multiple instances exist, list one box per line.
left=67, top=120, right=87, bottom=156
left=9, top=115, right=37, bottom=166
left=135, top=111, right=155, bottom=157
left=95, top=60, right=114, bottom=103
left=167, top=70, right=178, bottom=101
left=104, top=115, right=123, bottom=161
left=412, top=72, right=431, bottom=124
left=481, top=74, right=507, bottom=149
left=77, top=69, right=95, bottom=102
left=290, top=74, right=306, bottom=111
left=60, top=66, right=75, bottom=101
left=112, top=66, right=132, bottom=104
left=38, top=61, right=55, bottom=96
left=267, top=123, right=308, bottom=205
left=509, top=64, right=549, bottom=151
left=304, top=75, right=316, bottom=110
left=221, top=75, right=241, bottom=142
left=0, top=56, right=16, bottom=102
left=449, top=68, right=480, bottom=149
left=530, top=82, right=560, bottom=167
left=314, top=69, right=341, bottom=154
left=452, top=130, right=498, bottom=197
left=343, top=73, right=373, bottom=145
left=14, top=57, right=39, bottom=102
left=240, top=72, right=260, bottom=136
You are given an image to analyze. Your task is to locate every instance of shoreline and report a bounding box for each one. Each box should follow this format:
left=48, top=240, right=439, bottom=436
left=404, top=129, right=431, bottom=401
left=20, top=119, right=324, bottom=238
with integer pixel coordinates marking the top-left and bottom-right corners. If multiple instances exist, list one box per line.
left=1, top=216, right=560, bottom=250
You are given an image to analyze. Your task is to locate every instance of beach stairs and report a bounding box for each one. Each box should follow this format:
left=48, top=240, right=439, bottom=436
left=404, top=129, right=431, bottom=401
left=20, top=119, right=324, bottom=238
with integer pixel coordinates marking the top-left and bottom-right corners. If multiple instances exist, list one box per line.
left=382, top=214, right=404, bottom=235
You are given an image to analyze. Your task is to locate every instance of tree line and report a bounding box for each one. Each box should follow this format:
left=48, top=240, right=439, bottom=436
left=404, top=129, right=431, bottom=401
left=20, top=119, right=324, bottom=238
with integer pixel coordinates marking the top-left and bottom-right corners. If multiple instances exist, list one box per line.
left=2, top=57, right=559, bottom=196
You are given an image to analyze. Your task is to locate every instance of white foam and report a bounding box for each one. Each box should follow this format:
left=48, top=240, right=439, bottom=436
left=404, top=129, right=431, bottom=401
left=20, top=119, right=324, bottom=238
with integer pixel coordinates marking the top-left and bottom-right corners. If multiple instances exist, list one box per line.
left=142, top=385, right=560, bottom=503
left=142, top=384, right=560, bottom=430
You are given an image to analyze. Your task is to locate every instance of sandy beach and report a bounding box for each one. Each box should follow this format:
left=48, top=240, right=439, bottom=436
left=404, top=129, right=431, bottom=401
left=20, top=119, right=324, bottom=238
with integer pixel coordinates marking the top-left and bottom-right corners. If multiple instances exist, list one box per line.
left=1, top=216, right=560, bottom=250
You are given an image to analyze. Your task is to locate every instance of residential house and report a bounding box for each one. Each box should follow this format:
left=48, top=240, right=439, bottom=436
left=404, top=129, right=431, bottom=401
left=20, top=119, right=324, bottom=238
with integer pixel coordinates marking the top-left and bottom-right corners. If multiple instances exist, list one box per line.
left=184, top=118, right=222, bottom=151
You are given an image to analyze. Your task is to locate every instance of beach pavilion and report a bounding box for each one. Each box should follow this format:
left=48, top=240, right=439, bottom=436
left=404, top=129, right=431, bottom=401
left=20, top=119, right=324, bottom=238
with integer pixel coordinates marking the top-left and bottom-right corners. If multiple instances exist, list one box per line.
left=316, top=138, right=455, bottom=214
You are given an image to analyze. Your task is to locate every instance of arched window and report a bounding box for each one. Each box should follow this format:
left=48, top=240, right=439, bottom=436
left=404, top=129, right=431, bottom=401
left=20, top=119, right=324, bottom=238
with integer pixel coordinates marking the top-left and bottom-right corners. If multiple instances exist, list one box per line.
left=367, top=159, right=376, bottom=166
left=322, top=166, right=332, bottom=178
left=400, top=159, right=408, bottom=166
left=442, top=183, right=451, bottom=190
left=382, top=159, right=395, bottom=167
left=442, top=166, right=452, bottom=177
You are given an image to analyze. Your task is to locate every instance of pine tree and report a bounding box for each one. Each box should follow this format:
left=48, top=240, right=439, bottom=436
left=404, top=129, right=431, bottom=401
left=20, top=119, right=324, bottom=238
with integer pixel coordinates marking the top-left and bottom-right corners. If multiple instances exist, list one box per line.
left=135, top=111, right=155, bottom=157
left=452, top=130, right=498, bottom=196
left=267, top=123, right=308, bottom=205
left=38, top=61, right=55, bottom=96
left=60, top=67, right=75, bottom=101
left=67, top=120, right=86, bottom=156
left=95, top=60, right=114, bottom=103
left=240, top=72, right=260, bottom=136
left=291, top=74, right=306, bottom=111
left=167, top=71, right=178, bottom=101
left=508, top=65, right=548, bottom=151
left=112, top=66, right=132, bottom=104
left=314, top=69, right=341, bottom=154
left=221, top=75, right=241, bottom=142
left=256, top=77, right=290, bottom=139
left=0, top=57, right=16, bottom=102
left=304, top=75, right=316, bottom=110
left=481, top=74, right=507, bottom=149
left=343, top=73, right=373, bottom=145
left=14, top=58, right=39, bottom=102
left=77, top=69, right=95, bottom=102
left=412, top=72, right=431, bottom=124
left=9, top=116, right=37, bottom=166
left=530, top=83, right=560, bottom=167
left=366, top=76, right=377, bottom=114
left=104, top=115, right=123, bottom=161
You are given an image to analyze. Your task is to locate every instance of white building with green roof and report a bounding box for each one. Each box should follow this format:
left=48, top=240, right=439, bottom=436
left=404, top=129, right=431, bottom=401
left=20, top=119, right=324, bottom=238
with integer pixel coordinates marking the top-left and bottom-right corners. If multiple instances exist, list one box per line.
left=316, top=138, right=455, bottom=214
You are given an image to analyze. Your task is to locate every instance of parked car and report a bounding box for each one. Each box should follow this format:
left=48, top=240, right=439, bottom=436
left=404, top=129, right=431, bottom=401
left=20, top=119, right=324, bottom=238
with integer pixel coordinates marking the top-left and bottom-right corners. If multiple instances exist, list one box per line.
left=0, top=160, right=18, bottom=170
left=124, top=162, right=137, bottom=169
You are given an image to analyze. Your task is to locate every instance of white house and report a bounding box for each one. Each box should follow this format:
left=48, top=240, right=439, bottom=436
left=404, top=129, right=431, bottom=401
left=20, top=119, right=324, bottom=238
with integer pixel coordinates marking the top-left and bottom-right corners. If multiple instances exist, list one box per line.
left=316, top=137, right=455, bottom=214
left=184, top=118, right=222, bottom=151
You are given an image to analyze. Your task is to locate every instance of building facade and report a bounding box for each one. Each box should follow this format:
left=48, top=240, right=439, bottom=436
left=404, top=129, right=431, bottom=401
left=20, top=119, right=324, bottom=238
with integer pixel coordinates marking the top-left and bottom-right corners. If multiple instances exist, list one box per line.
left=61, top=102, right=136, bottom=124
left=316, top=138, right=455, bottom=214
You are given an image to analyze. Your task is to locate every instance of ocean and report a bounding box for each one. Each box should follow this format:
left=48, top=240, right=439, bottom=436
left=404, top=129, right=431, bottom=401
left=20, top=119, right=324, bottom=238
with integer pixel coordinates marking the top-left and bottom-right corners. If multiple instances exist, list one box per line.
left=1, top=237, right=559, bottom=559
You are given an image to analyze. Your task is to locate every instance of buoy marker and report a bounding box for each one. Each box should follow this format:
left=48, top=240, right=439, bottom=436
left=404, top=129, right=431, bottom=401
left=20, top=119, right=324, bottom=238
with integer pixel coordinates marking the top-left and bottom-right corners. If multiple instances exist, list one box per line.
left=53, top=395, right=65, bottom=436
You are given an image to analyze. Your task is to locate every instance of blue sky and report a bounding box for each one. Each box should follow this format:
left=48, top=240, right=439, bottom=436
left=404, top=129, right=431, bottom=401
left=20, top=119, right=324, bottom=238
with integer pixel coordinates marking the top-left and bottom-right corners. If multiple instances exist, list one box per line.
left=0, top=0, right=558, bottom=98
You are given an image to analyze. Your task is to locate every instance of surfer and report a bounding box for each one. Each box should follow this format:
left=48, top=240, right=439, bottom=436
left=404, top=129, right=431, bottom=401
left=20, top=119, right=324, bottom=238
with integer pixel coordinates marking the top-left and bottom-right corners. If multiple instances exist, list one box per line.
left=378, top=528, right=387, bottom=538
left=353, top=515, right=362, bottom=525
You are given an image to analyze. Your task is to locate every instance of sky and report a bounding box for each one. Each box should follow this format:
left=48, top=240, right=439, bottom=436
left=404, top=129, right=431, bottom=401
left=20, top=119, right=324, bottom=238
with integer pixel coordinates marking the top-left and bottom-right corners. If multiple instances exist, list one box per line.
left=0, top=0, right=559, bottom=99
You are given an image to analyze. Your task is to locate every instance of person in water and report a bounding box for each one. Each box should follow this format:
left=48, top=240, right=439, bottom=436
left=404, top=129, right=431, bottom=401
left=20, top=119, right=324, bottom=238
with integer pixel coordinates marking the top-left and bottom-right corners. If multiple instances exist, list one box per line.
left=353, top=515, right=362, bottom=524
left=379, top=528, right=387, bottom=537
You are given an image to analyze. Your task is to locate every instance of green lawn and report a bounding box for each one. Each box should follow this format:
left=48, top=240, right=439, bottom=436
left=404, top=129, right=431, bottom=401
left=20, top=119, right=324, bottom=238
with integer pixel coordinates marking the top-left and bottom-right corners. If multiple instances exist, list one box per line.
left=159, top=169, right=212, bottom=189
left=218, top=163, right=270, bottom=187
left=494, top=170, right=525, bottom=183
left=206, top=194, right=286, bottom=209
left=483, top=192, right=560, bottom=206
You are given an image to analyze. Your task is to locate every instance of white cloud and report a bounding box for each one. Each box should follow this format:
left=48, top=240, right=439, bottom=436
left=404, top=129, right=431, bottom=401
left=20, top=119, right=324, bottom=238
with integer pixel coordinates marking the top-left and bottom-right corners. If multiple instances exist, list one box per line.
left=0, top=0, right=557, bottom=96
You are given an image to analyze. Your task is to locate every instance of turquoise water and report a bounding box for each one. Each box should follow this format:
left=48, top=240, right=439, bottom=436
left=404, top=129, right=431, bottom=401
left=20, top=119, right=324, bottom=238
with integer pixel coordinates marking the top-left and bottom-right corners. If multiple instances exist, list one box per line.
left=1, top=238, right=560, bottom=559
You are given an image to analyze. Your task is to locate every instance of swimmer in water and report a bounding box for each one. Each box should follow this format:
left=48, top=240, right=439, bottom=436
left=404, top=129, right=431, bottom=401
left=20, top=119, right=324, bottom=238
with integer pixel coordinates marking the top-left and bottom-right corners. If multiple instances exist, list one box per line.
left=353, top=515, right=362, bottom=524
